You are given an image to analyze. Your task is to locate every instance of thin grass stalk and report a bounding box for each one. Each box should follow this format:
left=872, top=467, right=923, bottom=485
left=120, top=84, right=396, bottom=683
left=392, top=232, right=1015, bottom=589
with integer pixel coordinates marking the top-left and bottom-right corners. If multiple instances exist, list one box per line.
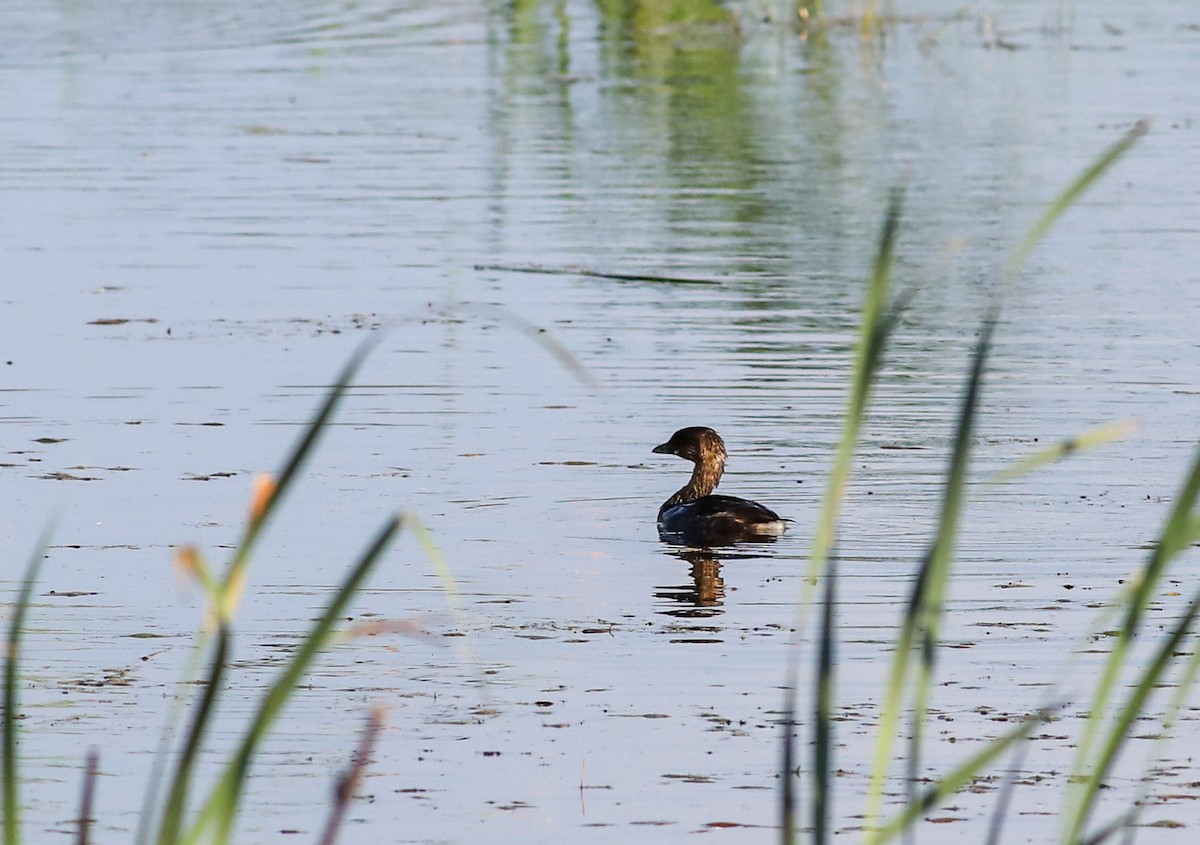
left=454, top=302, right=600, bottom=391
left=1109, top=608, right=1200, bottom=836
left=813, top=553, right=838, bottom=845
left=802, top=189, right=903, bottom=596
left=865, top=708, right=1056, bottom=845
left=1004, top=120, right=1148, bottom=283
left=781, top=191, right=904, bottom=845
left=902, top=628, right=932, bottom=845
left=155, top=626, right=230, bottom=845
left=1062, top=446, right=1200, bottom=844
left=150, top=341, right=379, bottom=845
left=317, top=706, right=385, bottom=845
left=407, top=517, right=466, bottom=620
left=137, top=551, right=221, bottom=845
left=983, top=734, right=1031, bottom=845
left=3, top=525, right=52, bottom=845
left=183, top=514, right=403, bottom=845
left=219, top=336, right=380, bottom=615
left=1080, top=813, right=1133, bottom=845
left=75, top=748, right=99, bottom=845
left=989, top=420, right=1136, bottom=484
left=1068, top=591, right=1200, bottom=842
left=863, top=565, right=922, bottom=832
left=864, top=319, right=995, bottom=833
left=780, top=697, right=798, bottom=845
left=906, top=320, right=995, bottom=790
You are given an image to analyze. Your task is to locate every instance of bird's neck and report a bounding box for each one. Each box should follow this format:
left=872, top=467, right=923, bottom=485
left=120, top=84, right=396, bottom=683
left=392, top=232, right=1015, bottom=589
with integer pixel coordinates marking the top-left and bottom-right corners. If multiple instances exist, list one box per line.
left=661, top=456, right=724, bottom=511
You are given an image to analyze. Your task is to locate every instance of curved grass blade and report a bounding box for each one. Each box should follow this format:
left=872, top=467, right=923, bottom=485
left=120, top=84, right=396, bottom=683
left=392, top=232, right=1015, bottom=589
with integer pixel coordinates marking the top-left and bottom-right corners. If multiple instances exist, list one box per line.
left=864, top=317, right=995, bottom=833
left=139, top=549, right=220, bottom=845
left=454, top=302, right=600, bottom=391
left=1068, top=590, right=1200, bottom=842
left=990, top=420, right=1137, bottom=484
left=1005, top=120, right=1148, bottom=282
left=183, top=514, right=403, bottom=845
left=222, top=334, right=382, bottom=610
left=406, top=516, right=464, bottom=619
left=317, top=705, right=385, bottom=845
left=812, top=552, right=838, bottom=845
left=800, top=189, right=906, bottom=608
left=149, top=339, right=380, bottom=845
left=983, top=733, right=1031, bottom=845
left=405, top=516, right=485, bottom=689
left=907, top=317, right=995, bottom=786
left=1062, top=445, right=1200, bottom=844
left=781, top=190, right=905, bottom=845
left=3, top=524, right=53, bottom=845
left=155, top=623, right=230, bottom=845
left=1109, top=614, right=1200, bottom=837
left=866, top=707, right=1058, bottom=845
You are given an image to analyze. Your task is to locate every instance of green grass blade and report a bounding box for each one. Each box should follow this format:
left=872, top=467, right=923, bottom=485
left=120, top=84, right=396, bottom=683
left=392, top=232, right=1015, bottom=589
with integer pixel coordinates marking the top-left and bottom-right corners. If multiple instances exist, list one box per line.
left=184, top=514, right=403, bottom=845
left=456, top=302, right=600, bottom=391
left=983, top=734, right=1031, bottom=845
left=406, top=516, right=465, bottom=619
left=866, top=708, right=1057, bottom=845
left=1005, top=120, right=1148, bottom=281
left=990, top=420, right=1137, bottom=484
left=155, top=626, right=231, bottom=845
left=1114, top=608, right=1200, bottom=834
left=804, top=188, right=904, bottom=596
left=1119, top=449, right=1200, bottom=635
left=780, top=704, right=798, bottom=845
left=3, top=525, right=53, bottom=845
left=404, top=516, right=485, bottom=689
left=1063, top=445, right=1200, bottom=843
left=1069, top=591, right=1200, bottom=841
left=152, top=341, right=379, bottom=845
left=221, top=335, right=381, bottom=611
left=865, top=317, right=995, bottom=833
left=138, top=549, right=221, bottom=845
left=812, top=553, right=838, bottom=845
left=908, top=318, right=995, bottom=760
left=781, top=191, right=904, bottom=845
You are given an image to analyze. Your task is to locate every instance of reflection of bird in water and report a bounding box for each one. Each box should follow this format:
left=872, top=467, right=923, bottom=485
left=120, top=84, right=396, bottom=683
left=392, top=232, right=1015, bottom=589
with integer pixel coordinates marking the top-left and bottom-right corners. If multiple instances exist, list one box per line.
left=685, top=552, right=725, bottom=606
left=654, top=549, right=725, bottom=618
left=653, top=427, right=786, bottom=546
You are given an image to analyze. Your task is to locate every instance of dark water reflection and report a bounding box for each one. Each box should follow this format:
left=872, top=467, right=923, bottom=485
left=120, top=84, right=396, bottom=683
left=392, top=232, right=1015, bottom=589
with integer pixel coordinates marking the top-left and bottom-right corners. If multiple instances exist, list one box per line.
left=655, top=547, right=728, bottom=617
left=654, top=544, right=783, bottom=618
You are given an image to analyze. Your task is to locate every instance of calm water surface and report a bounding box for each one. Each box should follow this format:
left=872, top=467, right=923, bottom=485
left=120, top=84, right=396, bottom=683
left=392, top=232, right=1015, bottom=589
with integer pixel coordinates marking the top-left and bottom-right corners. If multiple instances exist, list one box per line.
left=2, top=1, right=1199, bottom=842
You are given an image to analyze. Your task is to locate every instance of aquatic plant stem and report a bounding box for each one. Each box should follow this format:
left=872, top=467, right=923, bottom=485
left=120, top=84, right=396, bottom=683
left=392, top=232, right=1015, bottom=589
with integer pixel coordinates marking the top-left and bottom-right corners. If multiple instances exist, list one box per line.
left=781, top=190, right=904, bottom=845
left=76, top=748, right=99, bottom=845
left=1113, top=603, right=1200, bottom=835
left=1062, top=446, right=1200, bottom=844
left=220, top=336, right=381, bottom=614
left=863, top=318, right=995, bottom=834
left=183, top=514, right=403, bottom=845
left=1076, top=592, right=1200, bottom=827
left=866, top=708, right=1056, bottom=845
left=155, top=626, right=230, bottom=845
left=1004, top=121, right=1148, bottom=284
left=148, top=338, right=379, bottom=845
left=813, top=552, right=838, bottom=845
left=2, top=524, right=52, bottom=845
left=318, top=706, right=385, bottom=845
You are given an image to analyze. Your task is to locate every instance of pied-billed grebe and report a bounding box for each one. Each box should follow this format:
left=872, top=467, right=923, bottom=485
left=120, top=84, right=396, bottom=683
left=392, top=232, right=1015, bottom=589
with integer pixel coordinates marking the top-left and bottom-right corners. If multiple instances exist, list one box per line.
left=653, top=426, right=786, bottom=545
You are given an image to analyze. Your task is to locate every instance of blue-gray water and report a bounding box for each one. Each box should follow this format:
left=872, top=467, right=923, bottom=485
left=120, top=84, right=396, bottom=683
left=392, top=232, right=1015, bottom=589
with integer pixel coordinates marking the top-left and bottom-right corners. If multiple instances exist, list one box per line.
left=2, top=1, right=1199, bottom=842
